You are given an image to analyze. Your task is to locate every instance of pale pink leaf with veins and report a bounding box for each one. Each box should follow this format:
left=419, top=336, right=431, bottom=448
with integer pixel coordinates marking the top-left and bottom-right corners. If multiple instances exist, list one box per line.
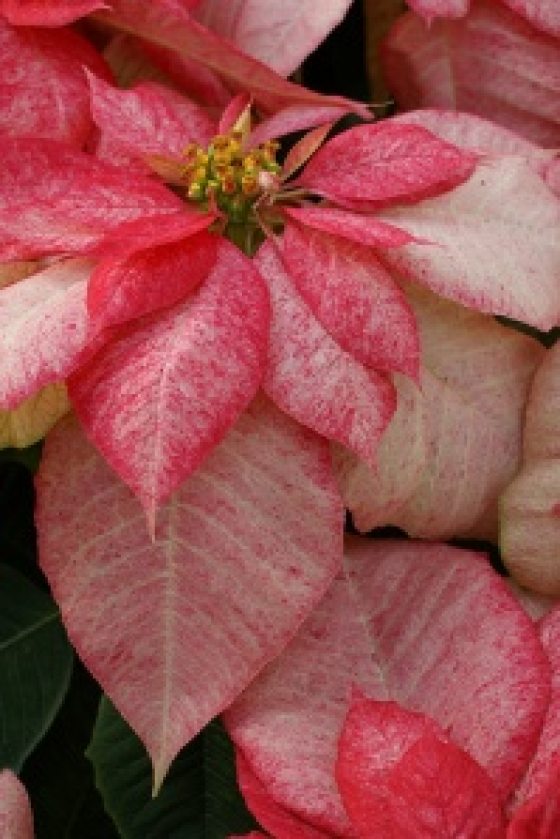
left=501, top=343, right=560, bottom=594
left=36, top=396, right=343, bottom=790
left=335, top=287, right=543, bottom=539
left=377, top=157, right=560, bottom=329
left=69, top=239, right=269, bottom=531
left=382, top=2, right=560, bottom=146
left=0, top=258, right=103, bottom=410
left=193, top=0, right=353, bottom=77
left=225, top=540, right=549, bottom=831
left=256, top=240, right=396, bottom=471
left=0, top=771, right=34, bottom=839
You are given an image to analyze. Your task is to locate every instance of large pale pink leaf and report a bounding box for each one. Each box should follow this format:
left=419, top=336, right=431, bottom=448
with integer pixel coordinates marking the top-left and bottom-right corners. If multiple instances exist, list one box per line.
left=0, top=771, right=34, bottom=839
left=255, top=241, right=396, bottom=470
left=0, top=19, right=110, bottom=146
left=335, top=287, right=544, bottom=539
left=194, top=0, right=353, bottom=77
left=96, top=1, right=369, bottom=117
left=0, top=258, right=104, bottom=409
left=0, top=0, right=106, bottom=25
left=500, top=343, right=560, bottom=594
left=236, top=751, right=331, bottom=839
left=225, top=540, right=549, bottom=831
left=336, top=696, right=506, bottom=837
left=281, top=223, right=419, bottom=377
left=69, top=239, right=269, bottom=530
left=36, top=396, right=343, bottom=789
left=87, top=230, right=218, bottom=330
left=88, top=73, right=216, bottom=170
left=332, top=372, right=427, bottom=531
left=377, top=157, right=560, bottom=329
left=382, top=2, right=560, bottom=146
left=0, top=136, right=185, bottom=261
left=296, top=121, right=477, bottom=204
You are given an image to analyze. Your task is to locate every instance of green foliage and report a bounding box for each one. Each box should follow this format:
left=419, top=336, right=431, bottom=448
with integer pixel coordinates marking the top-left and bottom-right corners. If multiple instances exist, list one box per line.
left=0, top=563, right=73, bottom=771
left=87, top=699, right=259, bottom=838
left=22, top=663, right=118, bottom=839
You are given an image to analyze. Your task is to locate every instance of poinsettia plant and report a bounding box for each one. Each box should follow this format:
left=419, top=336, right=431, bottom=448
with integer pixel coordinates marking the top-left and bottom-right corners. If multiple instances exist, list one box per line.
left=1, top=0, right=560, bottom=835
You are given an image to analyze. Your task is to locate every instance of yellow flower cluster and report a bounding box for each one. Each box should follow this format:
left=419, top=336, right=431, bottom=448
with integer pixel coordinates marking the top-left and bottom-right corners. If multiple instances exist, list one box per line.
left=181, top=131, right=281, bottom=221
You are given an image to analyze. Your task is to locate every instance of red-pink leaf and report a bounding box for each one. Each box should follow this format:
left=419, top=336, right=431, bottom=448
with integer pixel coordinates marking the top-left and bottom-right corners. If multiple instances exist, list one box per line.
left=225, top=541, right=549, bottom=831
left=36, top=396, right=343, bottom=789
left=282, top=123, right=335, bottom=181
left=0, top=259, right=105, bottom=409
left=0, top=771, right=34, bottom=839
left=256, top=241, right=396, bottom=470
left=69, top=239, right=269, bottom=530
left=382, top=3, right=560, bottom=146
left=88, top=210, right=218, bottom=262
left=377, top=157, right=560, bottom=329
left=194, top=0, right=353, bottom=77
left=0, top=136, right=184, bottom=261
left=391, top=110, right=560, bottom=198
left=296, top=121, right=477, bottom=204
left=87, top=230, right=218, bottom=330
left=88, top=73, right=216, bottom=169
left=508, top=757, right=560, bottom=838
left=282, top=223, right=419, bottom=377
left=504, top=0, right=560, bottom=38
left=96, top=1, right=369, bottom=117
left=0, top=19, right=110, bottom=146
left=283, top=206, right=416, bottom=248
left=0, top=0, right=106, bottom=25
left=407, top=0, right=468, bottom=18
left=336, top=696, right=506, bottom=837
left=336, top=287, right=543, bottom=539
left=248, top=108, right=343, bottom=150
left=236, top=751, right=331, bottom=839
left=513, top=606, right=560, bottom=813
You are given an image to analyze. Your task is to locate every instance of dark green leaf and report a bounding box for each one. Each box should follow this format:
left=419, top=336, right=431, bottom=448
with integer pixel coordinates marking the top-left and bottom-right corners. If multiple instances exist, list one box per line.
left=88, top=699, right=258, bottom=838
left=0, top=564, right=73, bottom=771
left=0, top=442, right=43, bottom=473
left=22, top=661, right=118, bottom=839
